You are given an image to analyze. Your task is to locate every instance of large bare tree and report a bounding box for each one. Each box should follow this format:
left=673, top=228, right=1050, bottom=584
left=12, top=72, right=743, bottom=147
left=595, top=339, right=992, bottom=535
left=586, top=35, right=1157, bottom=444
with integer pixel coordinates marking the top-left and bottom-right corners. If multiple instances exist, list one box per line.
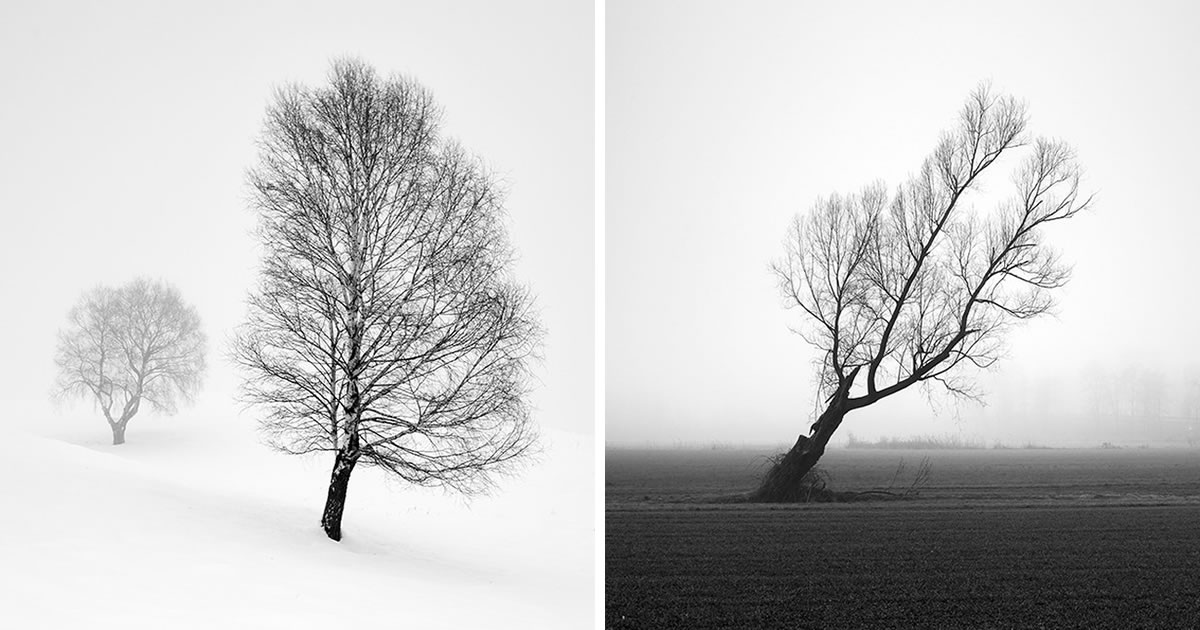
left=233, top=59, right=541, bottom=541
left=54, top=278, right=206, bottom=445
left=755, top=85, right=1091, bottom=501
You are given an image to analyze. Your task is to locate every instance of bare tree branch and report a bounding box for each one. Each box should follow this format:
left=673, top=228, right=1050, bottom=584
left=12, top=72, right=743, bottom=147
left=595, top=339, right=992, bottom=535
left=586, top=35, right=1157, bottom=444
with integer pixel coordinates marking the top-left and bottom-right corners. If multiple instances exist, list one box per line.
left=53, top=279, right=206, bottom=444
left=231, top=58, right=542, bottom=540
left=755, top=84, right=1090, bottom=502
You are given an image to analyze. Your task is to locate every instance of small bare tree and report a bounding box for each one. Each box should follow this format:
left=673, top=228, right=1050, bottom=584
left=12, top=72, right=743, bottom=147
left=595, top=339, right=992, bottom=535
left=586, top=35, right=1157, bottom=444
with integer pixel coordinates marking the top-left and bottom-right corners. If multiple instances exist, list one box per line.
left=54, top=278, right=206, bottom=445
left=233, top=59, right=541, bottom=541
left=754, top=84, right=1091, bottom=501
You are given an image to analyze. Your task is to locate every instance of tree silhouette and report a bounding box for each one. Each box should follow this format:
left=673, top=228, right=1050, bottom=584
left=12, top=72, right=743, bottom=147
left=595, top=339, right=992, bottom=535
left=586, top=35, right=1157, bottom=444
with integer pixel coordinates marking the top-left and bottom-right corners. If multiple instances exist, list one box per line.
left=755, top=84, right=1091, bottom=501
left=234, top=59, right=541, bottom=540
left=54, top=278, right=206, bottom=445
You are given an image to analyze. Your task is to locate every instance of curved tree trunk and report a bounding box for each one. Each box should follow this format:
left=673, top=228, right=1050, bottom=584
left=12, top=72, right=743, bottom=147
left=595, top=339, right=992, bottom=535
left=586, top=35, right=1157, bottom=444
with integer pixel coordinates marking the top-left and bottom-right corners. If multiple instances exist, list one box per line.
left=750, top=401, right=847, bottom=502
left=321, top=449, right=358, bottom=541
left=752, top=368, right=859, bottom=502
left=111, top=422, right=126, bottom=446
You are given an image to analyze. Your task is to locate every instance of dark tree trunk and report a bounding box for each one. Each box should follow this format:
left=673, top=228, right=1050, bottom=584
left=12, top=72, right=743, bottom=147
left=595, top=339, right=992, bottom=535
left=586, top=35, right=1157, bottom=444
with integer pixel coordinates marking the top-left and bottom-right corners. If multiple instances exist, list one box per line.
left=752, top=368, right=860, bottom=502
left=321, top=449, right=358, bottom=541
left=750, top=402, right=847, bottom=502
left=111, top=422, right=126, bottom=445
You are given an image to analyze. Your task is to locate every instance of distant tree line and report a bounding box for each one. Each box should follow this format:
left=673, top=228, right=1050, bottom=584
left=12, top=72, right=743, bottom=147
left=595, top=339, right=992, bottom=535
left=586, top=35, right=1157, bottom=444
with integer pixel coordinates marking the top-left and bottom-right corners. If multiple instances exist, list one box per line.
left=1080, top=363, right=1200, bottom=421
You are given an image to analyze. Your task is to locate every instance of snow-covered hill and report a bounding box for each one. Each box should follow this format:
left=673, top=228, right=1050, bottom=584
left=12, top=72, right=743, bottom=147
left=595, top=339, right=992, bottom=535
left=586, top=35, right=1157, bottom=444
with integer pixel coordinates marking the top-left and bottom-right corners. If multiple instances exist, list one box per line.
left=0, top=412, right=593, bottom=628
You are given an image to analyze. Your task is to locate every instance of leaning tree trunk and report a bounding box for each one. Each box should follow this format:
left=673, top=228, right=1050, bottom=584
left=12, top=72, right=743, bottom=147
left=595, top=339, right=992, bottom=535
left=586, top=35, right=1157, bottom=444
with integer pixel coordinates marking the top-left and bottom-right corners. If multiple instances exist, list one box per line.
left=750, top=401, right=847, bottom=502
left=751, top=368, right=859, bottom=502
left=321, top=448, right=358, bottom=541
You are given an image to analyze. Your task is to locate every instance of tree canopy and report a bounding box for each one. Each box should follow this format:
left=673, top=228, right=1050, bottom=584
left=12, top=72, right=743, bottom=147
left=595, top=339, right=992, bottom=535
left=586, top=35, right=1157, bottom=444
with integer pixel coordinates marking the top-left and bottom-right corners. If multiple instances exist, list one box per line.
left=54, top=278, right=206, bottom=444
left=233, top=59, right=541, bottom=539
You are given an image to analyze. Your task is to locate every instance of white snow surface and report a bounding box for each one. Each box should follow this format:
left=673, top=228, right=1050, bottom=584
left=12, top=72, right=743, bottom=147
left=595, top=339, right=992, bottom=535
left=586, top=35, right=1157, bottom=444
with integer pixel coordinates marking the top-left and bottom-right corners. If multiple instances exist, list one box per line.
left=0, top=411, right=593, bottom=628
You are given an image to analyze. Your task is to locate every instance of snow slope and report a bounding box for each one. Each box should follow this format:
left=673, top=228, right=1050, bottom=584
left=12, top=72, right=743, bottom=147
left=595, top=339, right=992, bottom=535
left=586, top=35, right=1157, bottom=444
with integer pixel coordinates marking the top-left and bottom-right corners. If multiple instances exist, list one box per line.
left=0, top=413, right=593, bottom=628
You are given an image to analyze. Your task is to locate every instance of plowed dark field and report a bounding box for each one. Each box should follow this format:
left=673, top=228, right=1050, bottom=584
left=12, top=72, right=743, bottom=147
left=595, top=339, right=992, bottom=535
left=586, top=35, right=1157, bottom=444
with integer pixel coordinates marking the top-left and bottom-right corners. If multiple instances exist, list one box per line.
left=606, top=448, right=1200, bottom=629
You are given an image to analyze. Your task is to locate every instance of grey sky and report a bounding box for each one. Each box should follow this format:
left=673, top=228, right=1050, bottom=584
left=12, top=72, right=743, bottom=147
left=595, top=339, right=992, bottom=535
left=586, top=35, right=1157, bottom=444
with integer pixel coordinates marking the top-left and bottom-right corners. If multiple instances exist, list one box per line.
left=0, top=0, right=594, bottom=434
left=607, top=0, right=1200, bottom=445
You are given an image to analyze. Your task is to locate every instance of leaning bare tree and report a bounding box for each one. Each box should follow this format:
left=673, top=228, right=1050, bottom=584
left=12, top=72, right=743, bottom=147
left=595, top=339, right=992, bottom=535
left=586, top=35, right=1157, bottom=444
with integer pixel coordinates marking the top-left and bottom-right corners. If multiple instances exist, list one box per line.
left=233, top=58, right=541, bottom=541
left=54, top=278, right=206, bottom=445
left=754, top=84, right=1091, bottom=501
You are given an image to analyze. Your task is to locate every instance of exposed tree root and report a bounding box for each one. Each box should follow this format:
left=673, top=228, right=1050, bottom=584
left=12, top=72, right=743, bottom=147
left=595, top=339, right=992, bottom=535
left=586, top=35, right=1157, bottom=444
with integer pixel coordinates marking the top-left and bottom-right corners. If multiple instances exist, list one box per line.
left=747, top=452, right=932, bottom=504
left=750, top=452, right=836, bottom=503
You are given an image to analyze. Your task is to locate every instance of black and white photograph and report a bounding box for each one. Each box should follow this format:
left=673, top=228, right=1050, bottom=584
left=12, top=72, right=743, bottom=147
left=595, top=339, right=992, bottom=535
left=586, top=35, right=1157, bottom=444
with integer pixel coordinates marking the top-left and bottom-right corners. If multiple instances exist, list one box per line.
left=0, top=0, right=594, bottom=627
left=607, top=1, right=1200, bottom=627
left=8, top=0, right=1200, bottom=628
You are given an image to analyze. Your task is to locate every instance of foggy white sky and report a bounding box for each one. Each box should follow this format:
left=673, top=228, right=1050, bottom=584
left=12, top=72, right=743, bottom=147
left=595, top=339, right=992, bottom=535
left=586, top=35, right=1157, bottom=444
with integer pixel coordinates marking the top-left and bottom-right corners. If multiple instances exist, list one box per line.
left=607, top=0, right=1200, bottom=445
left=0, top=0, right=594, bottom=434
